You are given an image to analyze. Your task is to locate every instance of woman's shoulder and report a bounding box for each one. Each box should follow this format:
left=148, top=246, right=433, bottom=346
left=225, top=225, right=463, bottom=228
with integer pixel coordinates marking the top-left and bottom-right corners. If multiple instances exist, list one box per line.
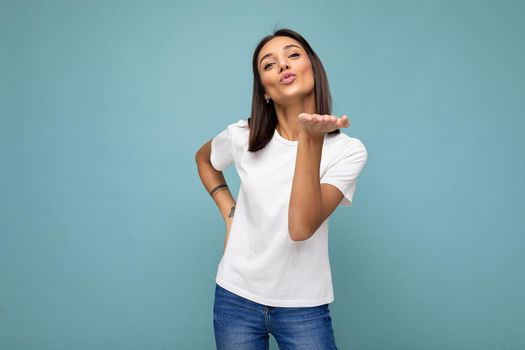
left=235, top=118, right=249, bottom=128
left=324, top=131, right=368, bottom=166
left=221, top=118, right=250, bottom=151
left=325, top=130, right=366, bottom=150
left=223, top=118, right=250, bottom=132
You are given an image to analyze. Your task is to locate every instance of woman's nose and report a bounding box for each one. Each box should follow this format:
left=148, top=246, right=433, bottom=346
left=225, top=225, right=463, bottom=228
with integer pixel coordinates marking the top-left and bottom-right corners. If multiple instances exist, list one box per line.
left=278, top=60, right=290, bottom=72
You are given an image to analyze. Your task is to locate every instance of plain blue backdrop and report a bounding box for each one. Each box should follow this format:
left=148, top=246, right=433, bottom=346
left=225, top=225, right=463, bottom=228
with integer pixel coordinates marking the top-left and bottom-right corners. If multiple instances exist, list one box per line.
left=1, top=0, right=524, bottom=349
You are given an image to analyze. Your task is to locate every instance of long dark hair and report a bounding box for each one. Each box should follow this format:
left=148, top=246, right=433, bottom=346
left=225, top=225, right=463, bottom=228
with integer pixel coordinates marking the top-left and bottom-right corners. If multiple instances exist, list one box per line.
left=247, top=28, right=340, bottom=152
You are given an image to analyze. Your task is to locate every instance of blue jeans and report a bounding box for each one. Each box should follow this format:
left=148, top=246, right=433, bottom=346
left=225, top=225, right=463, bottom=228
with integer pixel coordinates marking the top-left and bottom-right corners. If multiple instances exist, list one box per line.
left=213, top=283, right=338, bottom=349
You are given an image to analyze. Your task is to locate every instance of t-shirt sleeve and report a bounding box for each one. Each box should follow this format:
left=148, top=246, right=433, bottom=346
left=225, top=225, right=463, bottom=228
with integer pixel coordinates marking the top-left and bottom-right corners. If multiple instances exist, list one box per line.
left=210, top=125, right=234, bottom=171
left=320, top=139, right=368, bottom=207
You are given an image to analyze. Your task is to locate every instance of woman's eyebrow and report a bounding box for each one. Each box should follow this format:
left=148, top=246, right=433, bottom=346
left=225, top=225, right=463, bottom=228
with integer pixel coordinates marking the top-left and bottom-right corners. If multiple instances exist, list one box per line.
left=259, top=44, right=301, bottom=66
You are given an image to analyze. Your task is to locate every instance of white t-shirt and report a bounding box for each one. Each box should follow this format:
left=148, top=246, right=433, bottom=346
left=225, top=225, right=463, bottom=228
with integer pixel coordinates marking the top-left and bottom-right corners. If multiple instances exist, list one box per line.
left=210, top=118, right=368, bottom=307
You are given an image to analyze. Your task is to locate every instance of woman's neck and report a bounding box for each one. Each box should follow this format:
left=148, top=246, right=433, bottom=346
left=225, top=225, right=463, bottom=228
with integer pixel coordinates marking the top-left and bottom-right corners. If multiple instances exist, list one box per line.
left=274, top=91, right=316, bottom=141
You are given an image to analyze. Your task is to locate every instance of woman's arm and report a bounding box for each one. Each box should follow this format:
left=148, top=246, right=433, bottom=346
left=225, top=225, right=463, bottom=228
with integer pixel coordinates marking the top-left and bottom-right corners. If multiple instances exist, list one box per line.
left=288, top=133, right=343, bottom=241
left=195, top=140, right=236, bottom=249
left=288, top=114, right=350, bottom=241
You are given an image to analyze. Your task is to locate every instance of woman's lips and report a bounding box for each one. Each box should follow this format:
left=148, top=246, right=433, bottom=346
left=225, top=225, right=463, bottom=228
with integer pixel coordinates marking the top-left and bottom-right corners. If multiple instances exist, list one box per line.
left=280, top=75, right=296, bottom=85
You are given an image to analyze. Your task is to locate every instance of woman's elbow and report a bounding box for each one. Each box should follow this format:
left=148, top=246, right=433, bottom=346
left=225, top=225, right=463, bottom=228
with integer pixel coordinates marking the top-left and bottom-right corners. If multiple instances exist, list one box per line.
left=288, top=222, right=314, bottom=241
left=195, top=149, right=209, bottom=163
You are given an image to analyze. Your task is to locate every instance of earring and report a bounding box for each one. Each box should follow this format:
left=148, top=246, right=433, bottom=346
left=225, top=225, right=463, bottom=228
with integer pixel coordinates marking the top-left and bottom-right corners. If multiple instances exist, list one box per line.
left=265, top=96, right=270, bottom=104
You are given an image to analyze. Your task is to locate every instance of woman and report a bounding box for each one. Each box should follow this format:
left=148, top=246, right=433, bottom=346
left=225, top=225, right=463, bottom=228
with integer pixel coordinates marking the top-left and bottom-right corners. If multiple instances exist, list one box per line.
left=195, top=28, right=368, bottom=349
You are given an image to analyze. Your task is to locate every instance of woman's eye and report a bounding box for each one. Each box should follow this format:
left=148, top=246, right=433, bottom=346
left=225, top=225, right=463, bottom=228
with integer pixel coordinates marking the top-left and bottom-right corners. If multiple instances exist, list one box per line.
left=263, top=53, right=299, bottom=70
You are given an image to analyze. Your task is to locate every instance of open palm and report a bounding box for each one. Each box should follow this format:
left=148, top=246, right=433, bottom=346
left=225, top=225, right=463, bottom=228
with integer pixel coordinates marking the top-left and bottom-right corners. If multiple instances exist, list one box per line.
left=298, top=113, right=350, bottom=137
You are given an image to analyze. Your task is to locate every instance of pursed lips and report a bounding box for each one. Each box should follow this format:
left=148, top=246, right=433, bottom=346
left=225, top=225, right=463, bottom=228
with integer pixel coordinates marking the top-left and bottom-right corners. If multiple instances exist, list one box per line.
left=280, top=73, right=297, bottom=84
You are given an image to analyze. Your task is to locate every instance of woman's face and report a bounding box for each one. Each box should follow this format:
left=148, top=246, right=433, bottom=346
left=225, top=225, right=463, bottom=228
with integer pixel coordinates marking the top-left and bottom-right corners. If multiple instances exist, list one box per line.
left=257, top=36, right=315, bottom=105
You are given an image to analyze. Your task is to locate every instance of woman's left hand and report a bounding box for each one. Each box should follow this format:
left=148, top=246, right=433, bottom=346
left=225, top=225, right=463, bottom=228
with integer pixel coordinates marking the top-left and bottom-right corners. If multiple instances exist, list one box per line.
left=298, top=113, right=350, bottom=138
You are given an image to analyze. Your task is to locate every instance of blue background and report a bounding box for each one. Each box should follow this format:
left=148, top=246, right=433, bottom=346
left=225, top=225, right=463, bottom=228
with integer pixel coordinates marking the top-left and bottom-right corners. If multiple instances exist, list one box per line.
left=1, top=0, right=524, bottom=349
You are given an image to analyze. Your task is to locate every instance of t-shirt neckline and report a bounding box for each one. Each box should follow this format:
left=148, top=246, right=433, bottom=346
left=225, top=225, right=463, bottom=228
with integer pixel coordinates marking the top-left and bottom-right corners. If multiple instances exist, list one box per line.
left=274, top=128, right=298, bottom=146
left=273, top=128, right=329, bottom=146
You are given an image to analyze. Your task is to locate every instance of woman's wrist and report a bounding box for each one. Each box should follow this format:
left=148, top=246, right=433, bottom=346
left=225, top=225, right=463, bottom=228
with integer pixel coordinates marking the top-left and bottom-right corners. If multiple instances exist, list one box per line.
left=299, top=129, right=325, bottom=142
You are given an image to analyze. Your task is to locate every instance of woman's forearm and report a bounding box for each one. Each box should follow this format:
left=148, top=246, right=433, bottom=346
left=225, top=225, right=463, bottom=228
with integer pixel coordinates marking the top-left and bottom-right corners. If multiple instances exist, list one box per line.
left=288, top=131, right=324, bottom=241
left=195, top=143, right=236, bottom=221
